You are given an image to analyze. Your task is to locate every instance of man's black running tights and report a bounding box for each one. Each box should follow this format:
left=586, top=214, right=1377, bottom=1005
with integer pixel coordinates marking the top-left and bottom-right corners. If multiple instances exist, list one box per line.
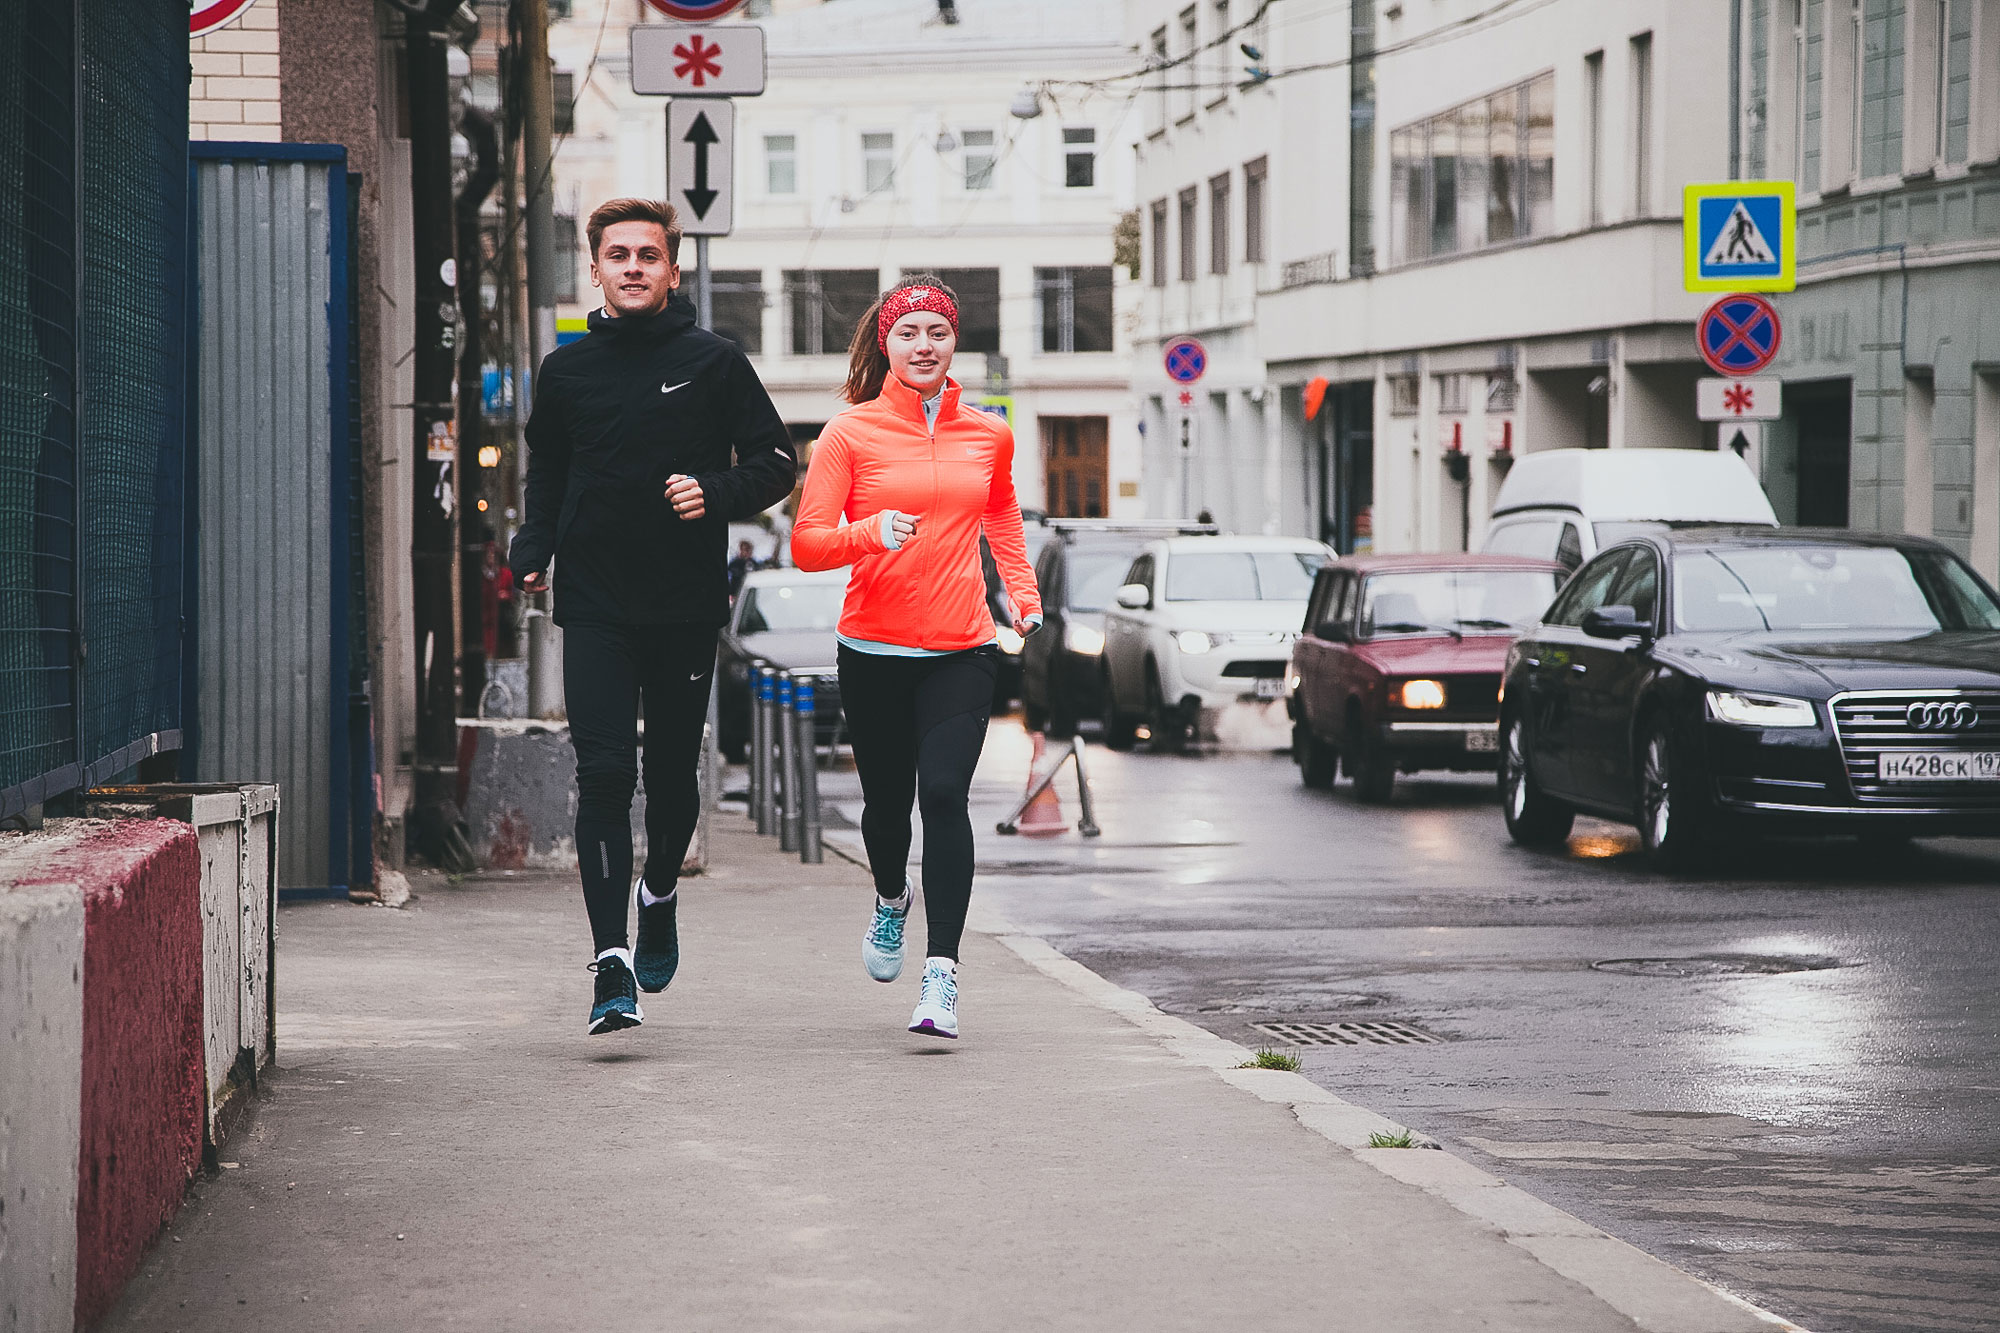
left=564, top=622, right=718, bottom=956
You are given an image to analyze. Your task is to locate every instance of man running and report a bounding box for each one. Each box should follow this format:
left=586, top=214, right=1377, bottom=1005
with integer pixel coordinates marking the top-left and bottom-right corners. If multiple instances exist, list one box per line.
left=509, top=198, right=796, bottom=1035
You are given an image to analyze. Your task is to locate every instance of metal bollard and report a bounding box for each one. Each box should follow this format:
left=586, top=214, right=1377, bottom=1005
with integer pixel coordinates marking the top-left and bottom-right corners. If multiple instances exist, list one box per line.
left=777, top=672, right=799, bottom=851
left=754, top=667, right=777, bottom=835
left=748, top=663, right=768, bottom=824
left=796, top=674, right=823, bottom=864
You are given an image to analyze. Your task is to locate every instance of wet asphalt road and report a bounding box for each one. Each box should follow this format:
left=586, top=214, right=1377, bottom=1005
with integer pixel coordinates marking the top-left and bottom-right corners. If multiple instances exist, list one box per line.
left=805, top=714, right=2000, bottom=1333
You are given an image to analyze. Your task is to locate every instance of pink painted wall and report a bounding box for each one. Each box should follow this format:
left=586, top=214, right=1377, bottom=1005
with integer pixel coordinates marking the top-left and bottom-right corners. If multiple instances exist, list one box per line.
left=28, top=818, right=206, bottom=1326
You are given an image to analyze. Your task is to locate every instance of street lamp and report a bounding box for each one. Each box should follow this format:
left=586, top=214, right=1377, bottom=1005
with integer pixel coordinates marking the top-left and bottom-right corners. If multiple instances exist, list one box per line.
left=1009, top=85, right=1043, bottom=119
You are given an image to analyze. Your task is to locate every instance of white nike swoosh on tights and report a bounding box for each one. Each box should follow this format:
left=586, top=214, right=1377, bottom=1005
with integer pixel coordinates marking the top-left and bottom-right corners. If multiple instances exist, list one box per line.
left=660, top=380, right=692, bottom=394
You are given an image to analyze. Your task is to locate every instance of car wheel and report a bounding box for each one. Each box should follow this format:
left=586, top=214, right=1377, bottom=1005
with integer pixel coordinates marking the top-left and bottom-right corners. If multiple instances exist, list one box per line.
left=1499, top=713, right=1574, bottom=847
left=1295, top=724, right=1337, bottom=789
left=1145, top=661, right=1186, bottom=754
left=1637, top=716, right=1716, bottom=870
left=1344, top=704, right=1392, bottom=800
left=1101, top=663, right=1138, bottom=751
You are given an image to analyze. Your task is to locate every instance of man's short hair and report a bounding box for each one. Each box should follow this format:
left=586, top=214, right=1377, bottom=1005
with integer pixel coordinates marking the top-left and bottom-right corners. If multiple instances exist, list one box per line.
left=586, top=198, right=682, bottom=264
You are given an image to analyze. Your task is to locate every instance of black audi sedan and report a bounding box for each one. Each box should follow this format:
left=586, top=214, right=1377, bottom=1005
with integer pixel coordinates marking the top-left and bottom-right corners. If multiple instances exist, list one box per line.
left=1498, top=527, right=2000, bottom=866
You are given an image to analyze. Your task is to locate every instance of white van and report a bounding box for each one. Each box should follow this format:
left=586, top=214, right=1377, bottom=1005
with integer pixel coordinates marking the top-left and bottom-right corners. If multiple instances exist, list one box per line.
left=1482, top=448, right=1778, bottom=571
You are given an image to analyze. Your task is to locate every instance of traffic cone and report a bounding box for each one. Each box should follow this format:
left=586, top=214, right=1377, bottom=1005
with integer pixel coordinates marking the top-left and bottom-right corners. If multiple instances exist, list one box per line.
left=1017, top=731, right=1070, bottom=837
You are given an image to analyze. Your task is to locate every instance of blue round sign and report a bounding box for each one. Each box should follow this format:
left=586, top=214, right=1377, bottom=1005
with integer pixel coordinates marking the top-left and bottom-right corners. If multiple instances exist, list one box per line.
left=1697, top=293, right=1781, bottom=375
left=1164, top=338, right=1208, bottom=385
left=643, top=0, right=748, bottom=18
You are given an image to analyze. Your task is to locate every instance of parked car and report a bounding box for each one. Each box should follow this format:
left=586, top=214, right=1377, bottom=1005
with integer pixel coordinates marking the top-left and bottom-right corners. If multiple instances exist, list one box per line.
left=1289, top=554, right=1565, bottom=801
left=1498, top=527, right=2000, bottom=866
left=1482, top=448, right=1778, bottom=572
left=981, top=514, right=1053, bottom=709
left=717, top=567, right=848, bottom=762
left=1101, top=534, right=1333, bottom=751
left=1020, top=520, right=1215, bottom=735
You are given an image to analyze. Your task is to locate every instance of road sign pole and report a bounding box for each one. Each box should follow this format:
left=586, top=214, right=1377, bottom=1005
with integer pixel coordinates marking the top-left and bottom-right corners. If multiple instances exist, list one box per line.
left=1179, top=415, right=1193, bottom=519
left=694, top=235, right=712, bottom=330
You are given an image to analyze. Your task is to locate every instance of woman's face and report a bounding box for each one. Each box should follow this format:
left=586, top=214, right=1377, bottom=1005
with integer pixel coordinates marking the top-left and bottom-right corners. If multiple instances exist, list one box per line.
left=885, top=311, right=956, bottom=397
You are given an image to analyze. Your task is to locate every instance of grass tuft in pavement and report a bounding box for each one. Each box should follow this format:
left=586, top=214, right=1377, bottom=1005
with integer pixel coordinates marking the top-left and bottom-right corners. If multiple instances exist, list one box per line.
left=1367, top=1130, right=1417, bottom=1149
left=1239, top=1047, right=1301, bottom=1072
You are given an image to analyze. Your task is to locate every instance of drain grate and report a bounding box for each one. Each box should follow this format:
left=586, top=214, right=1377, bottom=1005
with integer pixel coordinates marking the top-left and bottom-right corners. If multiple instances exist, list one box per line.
left=1592, top=954, right=1845, bottom=978
left=1250, top=1020, right=1443, bottom=1047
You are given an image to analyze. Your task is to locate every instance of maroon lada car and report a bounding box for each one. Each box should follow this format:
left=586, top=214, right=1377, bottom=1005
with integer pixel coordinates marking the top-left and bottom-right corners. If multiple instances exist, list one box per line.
left=1288, top=553, right=1565, bottom=801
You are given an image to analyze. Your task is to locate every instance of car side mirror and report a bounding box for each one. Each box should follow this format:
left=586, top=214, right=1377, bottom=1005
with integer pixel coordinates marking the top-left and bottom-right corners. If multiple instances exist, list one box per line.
left=1315, top=620, right=1351, bottom=643
left=1114, top=583, right=1150, bottom=611
left=1582, top=605, right=1653, bottom=640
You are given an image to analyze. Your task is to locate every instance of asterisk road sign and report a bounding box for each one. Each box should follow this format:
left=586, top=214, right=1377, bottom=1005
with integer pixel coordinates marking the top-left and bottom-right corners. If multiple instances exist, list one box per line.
left=674, top=35, right=723, bottom=87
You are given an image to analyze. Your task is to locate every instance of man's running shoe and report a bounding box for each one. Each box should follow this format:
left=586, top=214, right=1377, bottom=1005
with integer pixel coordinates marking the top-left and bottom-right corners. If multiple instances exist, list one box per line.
left=908, top=958, right=959, bottom=1039
left=633, top=880, right=679, bottom=993
left=588, top=951, right=644, bottom=1034
left=863, top=877, right=912, bottom=982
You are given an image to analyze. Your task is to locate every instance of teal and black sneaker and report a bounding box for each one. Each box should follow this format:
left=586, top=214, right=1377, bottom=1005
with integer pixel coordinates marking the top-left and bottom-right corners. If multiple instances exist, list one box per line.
left=862, top=877, right=912, bottom=982
left=633, top=880, right=679, bottom=993
left=587, top=951, right=644, bottom=1035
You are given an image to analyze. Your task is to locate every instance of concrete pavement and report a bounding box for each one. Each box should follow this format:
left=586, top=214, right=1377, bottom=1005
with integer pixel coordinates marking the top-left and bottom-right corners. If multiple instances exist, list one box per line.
left=102, top=817, right=1797, bottom=1332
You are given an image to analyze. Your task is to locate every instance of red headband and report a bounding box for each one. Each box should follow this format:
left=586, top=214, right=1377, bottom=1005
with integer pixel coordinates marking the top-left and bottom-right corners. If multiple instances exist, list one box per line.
left=876, top=286, right=959, bottom=351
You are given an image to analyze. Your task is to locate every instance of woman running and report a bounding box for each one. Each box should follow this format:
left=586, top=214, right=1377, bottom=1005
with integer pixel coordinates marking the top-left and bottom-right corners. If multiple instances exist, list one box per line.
left=791, top=276, right=1041, bottom=1039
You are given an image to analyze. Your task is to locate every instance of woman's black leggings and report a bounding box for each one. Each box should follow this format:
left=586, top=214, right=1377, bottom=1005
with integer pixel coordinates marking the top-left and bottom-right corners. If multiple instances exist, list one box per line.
left=836, top=644, right=999, bottom=962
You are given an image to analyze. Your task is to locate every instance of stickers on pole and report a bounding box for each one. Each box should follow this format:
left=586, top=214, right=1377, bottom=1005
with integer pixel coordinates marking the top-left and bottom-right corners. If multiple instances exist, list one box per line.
left=1683, top=181, right=1796, bottom=292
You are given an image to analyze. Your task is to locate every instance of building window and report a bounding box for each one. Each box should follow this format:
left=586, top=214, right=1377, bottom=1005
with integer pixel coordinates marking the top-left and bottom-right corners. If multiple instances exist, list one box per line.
left=785, top=269, right=880, bottom=356
left=1149, top=27, right=1169, bottom=135
left=1631, top=33, right=1653, bottom=213
left=1584, top=51, right=1604, bottom=225
left=1746, top=1, right=1770, bottom=177
left=1243, top=157, right=1267, bottom=262
left=711, top=270, right=764, bottom=356
left=1210, top=0, right=1231, bottom=105
left=1177, top=6, right=1199, bottom=122
left=551, top=70, right=575, bottom=135
left=1389, top=71, right=1554, bottom=266
left=765, top=134, right=797, bottom=195
left=1035, top=267, right=1114, bottom=354
left=1063, top=128, right=1096, bottom=188
left=908, top=268, right=1000, bottom=353
left=1802, top=0, right=1824, bottom=187
left=1177, top=186, right=1197, bottom=281
left=1941, top=0, right=1970, bottom=163
left=1208, top=173, right=1231, bottom=274
left=1387, top=376, right=1420, bottom=416
left=1149, top=199, right=1168, bottom=286
left=962, top=129, right=996, bottom=190
left=862, top=132, right=895, bottom=195
left=554, top=214, right=578, bottom=302
left=1858, top=0, right=1905, bottom=179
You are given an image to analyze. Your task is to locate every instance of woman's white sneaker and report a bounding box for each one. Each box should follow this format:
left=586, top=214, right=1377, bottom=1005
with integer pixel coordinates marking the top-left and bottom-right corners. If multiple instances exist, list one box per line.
left=908, top=957, right=959, bottom=1039
left=863, top=877, right=912, bottom=982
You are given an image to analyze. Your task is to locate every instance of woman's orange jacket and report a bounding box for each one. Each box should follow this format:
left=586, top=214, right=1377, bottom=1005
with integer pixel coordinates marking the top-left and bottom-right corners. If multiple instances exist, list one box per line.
left=792, top=374, right=1041, bottom=651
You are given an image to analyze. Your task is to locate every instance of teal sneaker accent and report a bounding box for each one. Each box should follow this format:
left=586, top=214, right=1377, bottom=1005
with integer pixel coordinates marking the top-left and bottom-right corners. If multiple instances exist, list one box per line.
left=634, top=882, right=679, bottom=993
left=862, top=877, right=912, bottom=983
left=588, top=953, right=643, bottom=1035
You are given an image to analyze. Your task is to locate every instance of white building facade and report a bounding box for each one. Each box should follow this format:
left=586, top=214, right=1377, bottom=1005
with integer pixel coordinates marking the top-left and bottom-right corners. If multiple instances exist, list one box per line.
left=549, top=0, right=1145, bottom=520
left=1134, top=0, right=1737, bottom=554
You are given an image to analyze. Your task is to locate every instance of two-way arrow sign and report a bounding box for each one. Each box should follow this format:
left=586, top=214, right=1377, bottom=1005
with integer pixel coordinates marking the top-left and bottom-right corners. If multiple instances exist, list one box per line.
left=667, top=99, right=734, bottom=236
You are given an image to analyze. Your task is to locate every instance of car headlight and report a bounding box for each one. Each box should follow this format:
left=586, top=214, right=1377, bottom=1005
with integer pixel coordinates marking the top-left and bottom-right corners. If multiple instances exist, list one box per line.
left=994, top=624, right=1025, bottom=655
left=1065, top=622, right=1105, bottom=656
left=1395, top=679, right=1447, bottom=710
left=1706, top=690, right=1818, bottom=727
left=1174, top=630, right=1213, bottom=655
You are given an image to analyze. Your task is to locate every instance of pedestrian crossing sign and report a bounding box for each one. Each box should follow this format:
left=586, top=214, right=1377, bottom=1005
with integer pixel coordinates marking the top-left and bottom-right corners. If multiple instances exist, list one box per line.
left=1683, top=181, right=1796, bottom=292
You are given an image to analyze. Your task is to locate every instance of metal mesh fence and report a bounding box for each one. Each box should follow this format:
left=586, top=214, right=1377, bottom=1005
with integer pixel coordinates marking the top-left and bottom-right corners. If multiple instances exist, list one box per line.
left=0, top=0, right=185, bottom=818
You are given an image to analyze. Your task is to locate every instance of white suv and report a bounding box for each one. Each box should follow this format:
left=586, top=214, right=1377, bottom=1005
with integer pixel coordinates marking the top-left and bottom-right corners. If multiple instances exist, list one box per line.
left=1100, top=535, right=1333, bottom=750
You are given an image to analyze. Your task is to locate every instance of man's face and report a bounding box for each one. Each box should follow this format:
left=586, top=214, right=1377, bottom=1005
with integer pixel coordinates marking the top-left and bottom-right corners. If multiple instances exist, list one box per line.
left=591, top=220, right=679, bottom=317
left=738, top=542, right=754, bottom=557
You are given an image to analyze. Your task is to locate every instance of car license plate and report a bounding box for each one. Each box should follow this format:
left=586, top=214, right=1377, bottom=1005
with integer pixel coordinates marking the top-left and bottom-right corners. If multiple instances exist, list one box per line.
left=1464, top=728, right=1499, bottom=753
left=1252, top=677, right=1285, bottom=700
left=1877, top=751, right=2000, bottom=782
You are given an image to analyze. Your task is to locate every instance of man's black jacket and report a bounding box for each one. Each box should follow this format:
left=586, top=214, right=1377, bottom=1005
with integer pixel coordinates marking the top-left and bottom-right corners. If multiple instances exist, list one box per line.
left=508, top=296, right=797, bottom=627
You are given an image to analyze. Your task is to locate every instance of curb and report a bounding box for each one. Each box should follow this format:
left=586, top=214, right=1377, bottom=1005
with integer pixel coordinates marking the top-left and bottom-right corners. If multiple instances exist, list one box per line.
left=974, top=911, right=1810, bottom=1333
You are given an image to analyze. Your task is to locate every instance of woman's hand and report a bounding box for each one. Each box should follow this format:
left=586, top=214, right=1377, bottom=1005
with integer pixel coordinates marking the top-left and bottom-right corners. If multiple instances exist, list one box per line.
left=665, top=474, right=706, bottom=520
left=889, top=512, right=919, bottom=547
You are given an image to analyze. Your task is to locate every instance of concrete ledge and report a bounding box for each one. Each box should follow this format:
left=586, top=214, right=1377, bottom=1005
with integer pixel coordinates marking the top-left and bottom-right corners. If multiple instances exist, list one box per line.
left=0, top=866, right=85, bottom=1333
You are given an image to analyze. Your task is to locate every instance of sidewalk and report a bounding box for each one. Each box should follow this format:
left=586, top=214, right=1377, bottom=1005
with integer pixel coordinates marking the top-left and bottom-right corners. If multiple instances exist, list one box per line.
left=102, top=818, right=1796, bottom=1333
